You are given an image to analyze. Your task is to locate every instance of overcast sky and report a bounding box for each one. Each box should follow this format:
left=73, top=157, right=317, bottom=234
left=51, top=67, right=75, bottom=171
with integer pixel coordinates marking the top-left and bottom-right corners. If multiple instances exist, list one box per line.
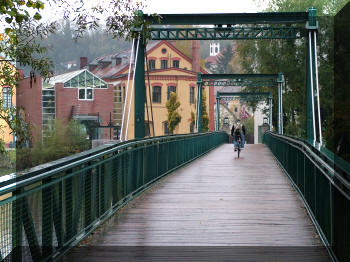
left=37, top=0, right=267, bottom=23
left=143, top=0, right=266, bottom=14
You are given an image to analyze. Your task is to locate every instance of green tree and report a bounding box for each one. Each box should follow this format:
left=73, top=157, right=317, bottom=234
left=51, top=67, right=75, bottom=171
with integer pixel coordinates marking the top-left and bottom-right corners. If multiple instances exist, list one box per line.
left=214, top=43, right=235, bottom=74
left=201, top=91, right=209, bottom=131
left=0, top=0, right=147, bottom=152
left=166, top=92, right=182, bottom=134
left=237, top=0, right=348, bottom=150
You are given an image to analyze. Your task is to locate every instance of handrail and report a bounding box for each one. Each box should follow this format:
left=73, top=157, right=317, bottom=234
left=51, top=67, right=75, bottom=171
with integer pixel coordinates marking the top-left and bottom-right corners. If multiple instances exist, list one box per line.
left=0, top=132, right=221, bottom=190
left=263, top=131, right=350, bottom=262
left=0, top=131, right=228, bottom=261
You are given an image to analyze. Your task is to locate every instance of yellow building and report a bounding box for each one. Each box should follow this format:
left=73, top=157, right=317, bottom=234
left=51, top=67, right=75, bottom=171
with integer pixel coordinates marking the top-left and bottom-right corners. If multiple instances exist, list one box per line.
left=91, top=40, right=210, bottom=140
left=0, top=59, right=16, bottom=147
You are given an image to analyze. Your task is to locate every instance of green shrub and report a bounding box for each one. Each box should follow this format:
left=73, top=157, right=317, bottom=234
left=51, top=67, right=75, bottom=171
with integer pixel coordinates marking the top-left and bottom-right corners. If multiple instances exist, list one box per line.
left=16, top=119, right=90, bottom=171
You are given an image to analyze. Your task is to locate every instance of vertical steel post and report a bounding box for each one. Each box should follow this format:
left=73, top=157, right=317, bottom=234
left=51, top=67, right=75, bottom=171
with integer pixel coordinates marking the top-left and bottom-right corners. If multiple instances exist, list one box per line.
left=306, top=8, right=318, bottom=146
left=216, top=97, right=220, bottom=131
left=313, top=29, right=322, bottom=146
left=134, top=11, right=146, bottom=139
left=196, top=73, right=202, bottom=132
left=277, top=72, right=284, bottom=134
left=269, top=96, right=273, bottom=131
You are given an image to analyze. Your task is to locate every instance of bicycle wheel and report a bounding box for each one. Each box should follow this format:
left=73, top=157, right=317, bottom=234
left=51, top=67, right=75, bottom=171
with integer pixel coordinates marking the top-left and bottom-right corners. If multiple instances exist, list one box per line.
left=237, top=145, right=240, bottom=158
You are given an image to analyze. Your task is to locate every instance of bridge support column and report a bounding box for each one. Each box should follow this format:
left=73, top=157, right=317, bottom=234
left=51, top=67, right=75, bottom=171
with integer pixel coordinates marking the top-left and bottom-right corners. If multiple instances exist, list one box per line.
left=277, top=72, right=284, bottom=134
left=306, top=8, right=322, bottom=146
left=269, top=96, right=273, bottom=131
left=134, top=12, right=146, bottom=139
left=216, top=98, right=220, bottom=131
left=196, top=73, right=203, bottom=132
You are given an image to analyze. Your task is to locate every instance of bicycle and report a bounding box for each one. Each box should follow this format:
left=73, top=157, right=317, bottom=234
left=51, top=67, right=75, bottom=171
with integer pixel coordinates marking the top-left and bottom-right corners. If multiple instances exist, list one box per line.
left=236, top=134, right=242, bottom=158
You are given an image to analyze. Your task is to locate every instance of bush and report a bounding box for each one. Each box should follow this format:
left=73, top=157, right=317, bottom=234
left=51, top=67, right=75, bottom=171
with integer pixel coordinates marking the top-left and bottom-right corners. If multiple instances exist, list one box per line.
left=16, top=119, right=90, bottom=171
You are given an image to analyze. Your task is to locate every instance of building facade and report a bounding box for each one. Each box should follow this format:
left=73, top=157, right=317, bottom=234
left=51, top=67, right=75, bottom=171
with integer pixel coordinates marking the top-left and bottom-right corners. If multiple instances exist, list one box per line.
left=90, top=40, right=213, bottom=140
left=17, top=69, right=114, bottom=142
left=0, top=60, right=16, bottom=148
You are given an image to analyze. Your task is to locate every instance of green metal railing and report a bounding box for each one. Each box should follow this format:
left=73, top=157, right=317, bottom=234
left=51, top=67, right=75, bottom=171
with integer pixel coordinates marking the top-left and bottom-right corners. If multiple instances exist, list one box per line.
left=263, top=132, right=350, bottom=262
left=0, top=131, right=228, bottom=261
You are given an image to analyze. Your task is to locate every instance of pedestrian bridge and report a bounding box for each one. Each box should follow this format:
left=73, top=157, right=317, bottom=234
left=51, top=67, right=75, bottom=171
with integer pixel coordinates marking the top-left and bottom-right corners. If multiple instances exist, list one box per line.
left=0, top=132, right=349, bottom=261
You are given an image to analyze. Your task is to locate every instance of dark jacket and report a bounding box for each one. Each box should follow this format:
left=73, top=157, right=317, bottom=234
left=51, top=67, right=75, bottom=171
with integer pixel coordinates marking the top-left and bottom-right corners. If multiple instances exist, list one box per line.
left=231, top=124, right=246, bottom=137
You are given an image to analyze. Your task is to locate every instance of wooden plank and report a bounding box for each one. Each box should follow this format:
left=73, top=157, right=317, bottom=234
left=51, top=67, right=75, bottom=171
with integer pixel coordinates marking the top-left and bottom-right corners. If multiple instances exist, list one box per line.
left=62, top=144, right=330, bottom=261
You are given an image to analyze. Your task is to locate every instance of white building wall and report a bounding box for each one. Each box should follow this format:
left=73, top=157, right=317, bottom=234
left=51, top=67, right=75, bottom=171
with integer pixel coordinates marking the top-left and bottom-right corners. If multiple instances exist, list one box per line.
left=254, top=102, right=267, bottom=144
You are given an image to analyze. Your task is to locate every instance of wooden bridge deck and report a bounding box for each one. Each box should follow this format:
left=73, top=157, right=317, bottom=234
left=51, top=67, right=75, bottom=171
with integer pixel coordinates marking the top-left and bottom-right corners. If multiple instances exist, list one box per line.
left=64, top=144, right=330, bottom=261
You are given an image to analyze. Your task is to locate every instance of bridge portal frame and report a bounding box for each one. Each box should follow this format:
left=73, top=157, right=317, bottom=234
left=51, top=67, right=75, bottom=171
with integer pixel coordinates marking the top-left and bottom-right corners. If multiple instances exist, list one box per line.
left=200, top=73, right=284, bottom=134
left=216, top=91, right=273, bottom=132
left=133, top=8, right=321, bottom=147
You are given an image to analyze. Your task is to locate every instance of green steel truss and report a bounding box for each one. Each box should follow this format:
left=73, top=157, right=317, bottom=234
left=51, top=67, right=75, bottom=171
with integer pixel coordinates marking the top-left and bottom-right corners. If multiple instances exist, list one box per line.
left=201, top=74, right=279, bottom=80
left=215, top=91, right=273, bottom=131
left=150, top=27, right=304, bottom=40
left=202, top=79, right=277, bottom=87
left=135, top=8, right=321, bottom=148
left=217, top=92, right=272, bottom=102
left=144, top=12, right=309, bottom=25
left=198, top=73, right=283, bottom=133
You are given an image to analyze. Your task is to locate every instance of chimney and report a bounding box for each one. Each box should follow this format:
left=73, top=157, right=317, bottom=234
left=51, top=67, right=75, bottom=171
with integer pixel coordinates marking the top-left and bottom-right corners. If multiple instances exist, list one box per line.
left=18, top=69, right=24, bottom=80
left=80, top=57, right=88, bottom=69
left=191, top=40, right=200, bottom=73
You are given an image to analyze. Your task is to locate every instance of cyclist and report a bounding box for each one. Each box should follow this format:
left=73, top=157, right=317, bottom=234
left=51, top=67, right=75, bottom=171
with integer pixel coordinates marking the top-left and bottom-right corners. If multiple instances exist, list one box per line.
left=231, top=119, right=246, bottom=151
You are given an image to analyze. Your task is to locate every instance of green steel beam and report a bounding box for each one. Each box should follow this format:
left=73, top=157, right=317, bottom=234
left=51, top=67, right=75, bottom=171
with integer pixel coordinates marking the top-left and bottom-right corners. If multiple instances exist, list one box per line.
left=217, top=92, right=272, bottom=97
left=144, top=12, right=309, bottom=25
left=217, top=92, right=272, bottom=101
left=134, top=34, right=146, bottom=139
left=220, top=96, right=271, bottom=102
left=150, top=27, right=304, bottom=40
left=306, top=7, right=319, bottom=146
left=196, top=73, right=203, bottom=132
left=201, top=73, right=279, bottom=86
left=216, top=98, right=220, bottom=131
left=202, top=80, right=277, bottom=87
left=201, top=74, right=279, bottom=80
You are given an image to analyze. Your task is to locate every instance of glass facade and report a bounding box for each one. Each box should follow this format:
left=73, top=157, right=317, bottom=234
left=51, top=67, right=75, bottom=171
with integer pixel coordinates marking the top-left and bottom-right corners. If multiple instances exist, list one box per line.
left=63, top=70, right=107, bottom=89
left=42, top=89, right=56, bottom=132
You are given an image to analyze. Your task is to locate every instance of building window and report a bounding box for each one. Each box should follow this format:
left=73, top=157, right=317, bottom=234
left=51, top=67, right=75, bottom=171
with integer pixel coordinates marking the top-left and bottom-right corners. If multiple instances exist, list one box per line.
left=167, top=86, right=176, bottom=100
left=117, top=86, right=122, bottom=102
left=2, top=87, right=12, bottom=108
left=172, top=60, right=179, bottom=68
left=190, top=86, right=195, bottom=104
left=149, top=60, right=156, bottom=70
left=123, top=86, right=126, bottom=102
left=78, top=88, right=93, bottom=100
left=145, top=122, right=150, bottom=137
left=190, top=122, right=195, bottom=133
left=164, top=122, right=170, bottom=135
left=152, top=86, right=161, bottom=103
left=235, top=107, right=238, bottom=112
left=161, top=48, right=167, bottom=54
left=161, top=60, right=168, bottom=69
